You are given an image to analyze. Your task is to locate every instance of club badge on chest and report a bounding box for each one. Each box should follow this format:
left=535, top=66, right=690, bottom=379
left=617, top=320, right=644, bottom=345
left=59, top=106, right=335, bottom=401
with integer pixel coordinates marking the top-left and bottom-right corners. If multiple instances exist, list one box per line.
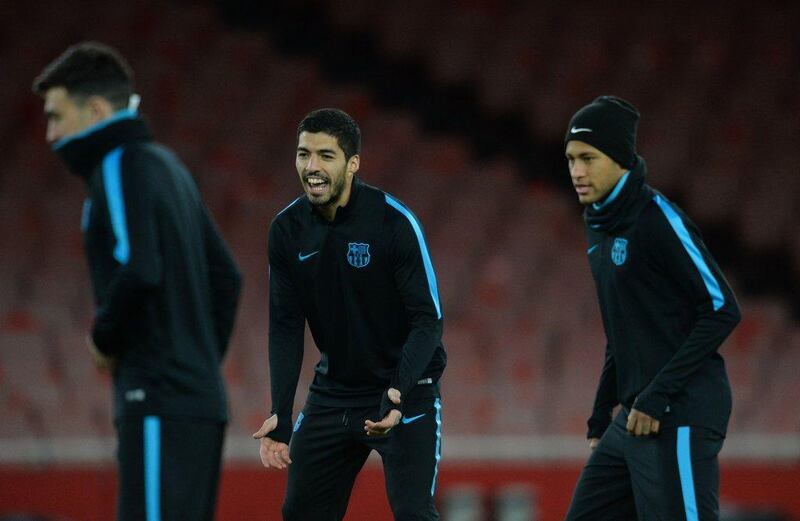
left=347, top=242, right=371, bottom=268
left=612, top=238, right=628, bottom=266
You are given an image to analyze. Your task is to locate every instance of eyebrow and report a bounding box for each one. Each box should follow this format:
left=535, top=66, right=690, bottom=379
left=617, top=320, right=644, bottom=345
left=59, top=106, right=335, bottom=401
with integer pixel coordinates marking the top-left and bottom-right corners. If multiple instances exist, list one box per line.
left=297, top=146, right=338, bottom=156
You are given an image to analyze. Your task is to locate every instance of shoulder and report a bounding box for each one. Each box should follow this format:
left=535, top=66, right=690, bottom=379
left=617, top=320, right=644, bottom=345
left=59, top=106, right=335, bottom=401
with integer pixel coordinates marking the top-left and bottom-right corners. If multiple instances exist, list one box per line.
left=643, top=191, right=700, bottom=235
left=353, top=181, right=391, bottom=213
left=640, top=192, right=669, bottom=228
left=381, top=189, right=423, bottom=230
left=119, top=142, right=174, bottom=167
left=113, top=143, right=183, bottom=186
left=378, top=191, right=434, bottom=257
left=268, top=197, right=305, bottom=261
left=638, top=190, right=707, bottom=257
left=270, top=196, right=306, bottom=232
left=353, top=182, right=422, bottom=231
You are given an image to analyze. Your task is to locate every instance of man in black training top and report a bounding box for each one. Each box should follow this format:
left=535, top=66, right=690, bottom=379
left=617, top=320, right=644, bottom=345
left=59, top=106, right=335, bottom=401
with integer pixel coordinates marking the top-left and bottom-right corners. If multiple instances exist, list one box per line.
left=563, top=96, right=741, bottom=521
left=34, top=42, right=242, bottom=521
left=253, top=108, right=446, bottom=521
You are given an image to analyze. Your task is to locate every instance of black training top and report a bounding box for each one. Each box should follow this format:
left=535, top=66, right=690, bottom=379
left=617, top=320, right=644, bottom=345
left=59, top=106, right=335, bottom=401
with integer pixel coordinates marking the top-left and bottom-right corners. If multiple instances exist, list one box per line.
left=583, top=157, right=740, bottom=438
left=267, top=179, right=447, bottom=443
left=55, top=112, right=242, bottom=422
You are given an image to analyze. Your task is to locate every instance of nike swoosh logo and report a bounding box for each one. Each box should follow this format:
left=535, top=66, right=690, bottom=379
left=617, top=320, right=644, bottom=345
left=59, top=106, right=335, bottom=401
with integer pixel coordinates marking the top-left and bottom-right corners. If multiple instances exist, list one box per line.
left=571, top=127, right=593, bottom=133
left=401, top=413, right=426, bottom=425
left=298, top=251, right=319, bottom=262
left=587, top=244, right=599, bottom=255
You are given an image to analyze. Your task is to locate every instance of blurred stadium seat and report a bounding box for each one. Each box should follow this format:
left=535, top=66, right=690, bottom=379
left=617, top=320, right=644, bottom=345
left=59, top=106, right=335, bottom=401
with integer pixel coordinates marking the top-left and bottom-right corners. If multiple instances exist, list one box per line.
left=2, top=2, right=800, bottom=520
left=2, top=0, right=799, bottom=447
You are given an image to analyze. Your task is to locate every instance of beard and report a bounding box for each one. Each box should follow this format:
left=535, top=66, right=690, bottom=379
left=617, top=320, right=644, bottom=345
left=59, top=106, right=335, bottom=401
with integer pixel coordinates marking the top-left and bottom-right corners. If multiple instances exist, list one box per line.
left=307, top=169, right=346, bottom=208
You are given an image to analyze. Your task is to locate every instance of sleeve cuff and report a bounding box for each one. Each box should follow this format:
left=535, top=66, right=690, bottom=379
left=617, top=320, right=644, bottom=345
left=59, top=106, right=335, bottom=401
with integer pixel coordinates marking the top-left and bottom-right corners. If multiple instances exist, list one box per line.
left=91, top=320, right=117, bottom=356
left=379, top=390, right=404, bottom=419
left=633, top=391, right=669, bottom=421
left=587, top=411, right=612, bottom=439
left=266, top=413, right=293, bottom=444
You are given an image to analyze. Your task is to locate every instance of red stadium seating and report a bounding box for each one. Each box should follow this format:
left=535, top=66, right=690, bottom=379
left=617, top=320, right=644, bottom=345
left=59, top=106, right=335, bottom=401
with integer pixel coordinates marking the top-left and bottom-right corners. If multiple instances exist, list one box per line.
left=1, top=0, right=798, bottom=445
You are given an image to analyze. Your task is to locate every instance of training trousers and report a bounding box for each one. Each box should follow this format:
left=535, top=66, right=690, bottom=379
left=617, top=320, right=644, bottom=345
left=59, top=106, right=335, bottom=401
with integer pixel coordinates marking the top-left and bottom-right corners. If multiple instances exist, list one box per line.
left=283, top=398, right=443, bottom=521
left=116, top=416, right=225, bottom=521
left=566, top=410, right=725, bottom=521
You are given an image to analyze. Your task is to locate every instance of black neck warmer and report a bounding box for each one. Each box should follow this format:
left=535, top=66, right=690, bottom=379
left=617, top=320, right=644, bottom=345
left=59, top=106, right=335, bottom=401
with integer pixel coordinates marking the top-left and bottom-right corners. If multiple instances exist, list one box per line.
left=584, top=155, right=652, bottom=234
left=54, top=116, right=153, bottom=181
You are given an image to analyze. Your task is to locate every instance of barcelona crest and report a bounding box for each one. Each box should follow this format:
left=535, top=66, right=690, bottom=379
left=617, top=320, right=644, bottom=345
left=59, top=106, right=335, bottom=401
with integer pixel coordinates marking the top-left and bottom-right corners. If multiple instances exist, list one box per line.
left=347, top=242, right=371, bottom=268
left=611, top=238, right=628, bottom=266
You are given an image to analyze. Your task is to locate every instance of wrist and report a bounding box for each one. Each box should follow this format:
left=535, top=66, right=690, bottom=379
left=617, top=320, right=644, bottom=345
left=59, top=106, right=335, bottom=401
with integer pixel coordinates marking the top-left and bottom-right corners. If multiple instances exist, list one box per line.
left=633, top=391, right=669, bottom=420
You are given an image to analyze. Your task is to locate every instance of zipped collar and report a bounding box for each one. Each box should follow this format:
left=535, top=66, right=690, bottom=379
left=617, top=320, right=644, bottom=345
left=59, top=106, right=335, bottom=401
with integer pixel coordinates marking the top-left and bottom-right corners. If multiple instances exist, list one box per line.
left=303, top=177, right=363, bottom=222
left=51, top=108, right=138, bottom=151
left=584, top=155, right=651, bottom=233
left=53, top=112, right=153, bottom=181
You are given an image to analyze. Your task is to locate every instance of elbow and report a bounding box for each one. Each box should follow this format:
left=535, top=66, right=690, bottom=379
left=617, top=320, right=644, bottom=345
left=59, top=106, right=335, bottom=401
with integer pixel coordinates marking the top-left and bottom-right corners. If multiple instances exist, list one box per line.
left=140, top=272, right=162, bottom=289
left=213, top=265, right=243, bottom=301
left=226, top=261, right=243, bottom=290
left=122, top=266, right=161, bottom=291
left=729, top=307, right=742, bottom=331
left=720, top=301, right=742, bottom=333
left=231, top=268, right=244, bottom=300
left=727, top=298, right=742, bottom=325
left=234, top=267, right=244, bottom=291
left=730, top=305, right=742, bottom=326
left=417, top=316, right=443, bottom=339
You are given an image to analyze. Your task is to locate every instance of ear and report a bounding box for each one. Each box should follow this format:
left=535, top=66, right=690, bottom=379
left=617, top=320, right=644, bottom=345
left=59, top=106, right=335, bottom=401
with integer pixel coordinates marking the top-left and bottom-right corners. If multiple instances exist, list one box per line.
left=84, top=95, right=116, bottom=124
left=613, top=159, right=628, bottom=178
left=347, top=154, right=360, bottom=176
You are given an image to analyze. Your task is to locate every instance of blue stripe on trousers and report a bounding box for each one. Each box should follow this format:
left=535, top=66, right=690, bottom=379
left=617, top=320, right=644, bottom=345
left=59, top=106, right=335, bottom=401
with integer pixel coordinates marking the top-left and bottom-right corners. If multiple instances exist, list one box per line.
left=430, top=399, right=442, bottom=496
left=144, top=416, right=161, bottom=521
left=677, top=426, right=699, bottom=521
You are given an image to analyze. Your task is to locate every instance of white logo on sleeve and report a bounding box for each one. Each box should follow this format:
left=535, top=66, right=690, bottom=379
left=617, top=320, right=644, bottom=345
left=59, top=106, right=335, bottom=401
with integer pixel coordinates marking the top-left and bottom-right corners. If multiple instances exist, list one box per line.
left=571, top=127, right=593, bottom=133
left=125, top=389, right=146, bottom=402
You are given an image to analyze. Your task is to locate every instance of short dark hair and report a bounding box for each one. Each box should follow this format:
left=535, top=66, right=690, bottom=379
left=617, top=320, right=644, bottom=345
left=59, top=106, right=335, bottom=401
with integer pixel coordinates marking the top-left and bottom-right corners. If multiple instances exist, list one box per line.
left=32, top=41, right=134, bottom=110
left=298, top=108, right=361, bottom=160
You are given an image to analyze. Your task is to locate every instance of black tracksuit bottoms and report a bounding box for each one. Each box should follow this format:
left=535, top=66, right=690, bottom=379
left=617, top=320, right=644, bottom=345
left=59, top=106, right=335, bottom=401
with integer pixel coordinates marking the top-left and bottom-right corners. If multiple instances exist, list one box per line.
left=115, top=416, right=226, bottom=521
left=566, top=410, right=725, bottom=521
left=283, top=398, right=443, bottom=521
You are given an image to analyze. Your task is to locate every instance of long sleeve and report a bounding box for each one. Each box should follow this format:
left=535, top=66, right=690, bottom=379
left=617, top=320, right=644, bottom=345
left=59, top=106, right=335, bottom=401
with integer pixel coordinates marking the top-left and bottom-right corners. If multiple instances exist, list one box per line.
left=202, top=206, right=242, bottom=358
left=587, top=348, right=618, bottom=438
left=267, top=221, right=306, bottom=443
left=381, top=196, right=443, bottom=417
left=633, top=195, right=741, bottom=419
left=92, top=148, right=162, bottom=354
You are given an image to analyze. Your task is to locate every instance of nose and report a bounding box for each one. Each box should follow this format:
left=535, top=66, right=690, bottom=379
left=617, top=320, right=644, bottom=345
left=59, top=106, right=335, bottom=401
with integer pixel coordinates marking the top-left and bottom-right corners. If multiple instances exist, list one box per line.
left=46, top=121, right=61, bottom=144
left=305, top=153, right=321, bottom=173
left=570, top=162, right=585, bottom=182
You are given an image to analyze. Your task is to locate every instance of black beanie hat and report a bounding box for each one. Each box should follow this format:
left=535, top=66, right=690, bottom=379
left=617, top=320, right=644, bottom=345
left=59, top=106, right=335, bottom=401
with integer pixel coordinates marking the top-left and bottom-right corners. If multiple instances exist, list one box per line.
left=565, top=95, right=640, bottom=169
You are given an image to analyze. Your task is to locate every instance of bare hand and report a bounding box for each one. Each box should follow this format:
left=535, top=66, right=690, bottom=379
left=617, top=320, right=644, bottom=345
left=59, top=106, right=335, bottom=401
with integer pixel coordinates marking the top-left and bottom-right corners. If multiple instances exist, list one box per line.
left=626, top=408, right=660, bottom=436
left=252, top=415, right=291, bottom=469
left=87, top=336, right=116, bottom=373
left=588, top=437, right=600, bottom=450
left=364, top=388, right=401, bottom=436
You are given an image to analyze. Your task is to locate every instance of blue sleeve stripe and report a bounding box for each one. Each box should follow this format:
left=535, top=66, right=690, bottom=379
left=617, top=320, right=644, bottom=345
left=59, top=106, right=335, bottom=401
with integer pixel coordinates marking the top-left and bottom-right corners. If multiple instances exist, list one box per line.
left=385, top=194, right=442, bottom=319
left=144, top=416, right=161, bottom=521
left=430, top=398, right=442, bottom=496
left=276, top=196, right=302, bottom=217
left=102, top=147, right=130, bottom=264
left=80, top=199, right=92, bottom=232
left=293, top=411, right=305, bottom=432
left=677, top=426, right=699, bottom=521
left=654, top=195, right=724, bottom=311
